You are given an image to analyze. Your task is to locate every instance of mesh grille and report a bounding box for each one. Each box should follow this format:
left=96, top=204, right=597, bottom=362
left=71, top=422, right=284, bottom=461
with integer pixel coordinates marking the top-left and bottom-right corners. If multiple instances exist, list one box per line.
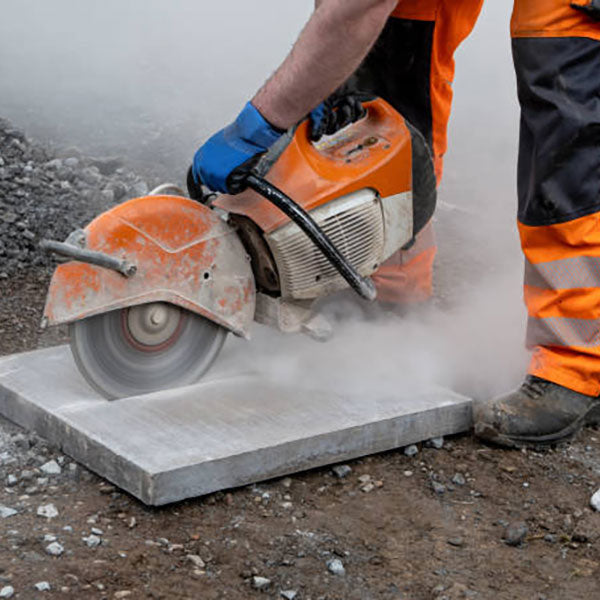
left=266, top=190, right=384, bottom=299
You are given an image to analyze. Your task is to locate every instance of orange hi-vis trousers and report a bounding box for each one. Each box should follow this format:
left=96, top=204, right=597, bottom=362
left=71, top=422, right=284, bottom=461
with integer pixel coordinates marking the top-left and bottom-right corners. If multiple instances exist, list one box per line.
left=513, top=1, right=600, bottom=394
left=363, top=0, right=484, bottom=304
left=364, top=0, right=600, bottom=394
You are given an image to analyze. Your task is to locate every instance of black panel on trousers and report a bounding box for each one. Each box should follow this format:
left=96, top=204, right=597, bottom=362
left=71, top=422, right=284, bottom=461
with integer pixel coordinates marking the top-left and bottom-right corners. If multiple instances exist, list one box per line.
left=348, top=18, right=436, bottom=148
left=513, top=36, right=600, bottom=226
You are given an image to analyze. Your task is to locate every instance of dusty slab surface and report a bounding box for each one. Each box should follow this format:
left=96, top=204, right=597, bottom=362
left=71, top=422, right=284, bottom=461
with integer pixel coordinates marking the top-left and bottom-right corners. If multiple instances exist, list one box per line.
left=0, top=345, right=472, bottom=505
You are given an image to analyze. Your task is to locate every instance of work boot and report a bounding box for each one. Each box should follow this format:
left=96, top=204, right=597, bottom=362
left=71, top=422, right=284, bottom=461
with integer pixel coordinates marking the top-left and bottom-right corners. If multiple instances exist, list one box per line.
left=473, top=376, right=600, bottom=449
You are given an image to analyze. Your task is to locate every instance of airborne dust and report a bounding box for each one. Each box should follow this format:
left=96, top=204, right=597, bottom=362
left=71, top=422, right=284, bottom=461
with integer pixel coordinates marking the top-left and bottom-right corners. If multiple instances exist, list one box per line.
left=0, top=1, right=526, bottom=400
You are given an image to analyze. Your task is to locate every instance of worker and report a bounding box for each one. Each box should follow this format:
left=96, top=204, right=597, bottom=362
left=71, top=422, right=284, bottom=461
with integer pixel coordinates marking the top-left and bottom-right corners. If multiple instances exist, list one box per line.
left=191, top=0, right=600, bottom=448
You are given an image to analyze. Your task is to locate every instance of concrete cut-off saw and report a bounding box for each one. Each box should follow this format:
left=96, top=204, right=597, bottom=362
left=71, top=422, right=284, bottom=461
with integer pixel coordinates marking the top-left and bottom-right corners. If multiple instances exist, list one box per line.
left=41, top=99, right=436, bottom=399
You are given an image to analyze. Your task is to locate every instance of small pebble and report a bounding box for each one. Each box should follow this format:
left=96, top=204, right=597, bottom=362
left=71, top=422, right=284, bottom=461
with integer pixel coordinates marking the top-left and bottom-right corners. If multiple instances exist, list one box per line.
left=186, top=555, right=205, bottom=569
left=45, top=542, right=64, bottom=556
left=114, top=592, right=132, bottom=599
left=0, top=586, right=14, bottom=599
left=590, top=488, right=600, bottom=512
left=82, top=534, right=101, bottom=548
left=451, top=473, right=466, bottom=486
left=37, top=504, right=59, bottom=519
left=403, top=470, right=413, bottom=477
left=40, top=460, right=61, bottom=475
left=20, top=470, right=34, bottom=481
left=327, top=558, right=346, bottom=576
left=427, top=437, right=444, bottom=449
left=332, top=465, right=352, bottom=479
left=280, top=591, right=298, bottom=600
left=0, top=505, right=17, bottom=519
left=404, top=445, right=418, bottom=457
left=431, top=481, right=446, bottom=495
left=6, top=475, right=17, bottom=486
left=504, top=521, right=528, bottom=546
left=34, top=582, right=51, bottom=592
left=91, top=527, right=103, bottom=536
left=447, top=537, right=464, bottom=547
left=251, top=576, right=271, bottom=590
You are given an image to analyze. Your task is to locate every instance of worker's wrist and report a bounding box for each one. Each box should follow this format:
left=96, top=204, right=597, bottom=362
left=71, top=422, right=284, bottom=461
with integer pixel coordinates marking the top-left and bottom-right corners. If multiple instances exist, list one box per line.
left=251, top=92, right=298, bottom=132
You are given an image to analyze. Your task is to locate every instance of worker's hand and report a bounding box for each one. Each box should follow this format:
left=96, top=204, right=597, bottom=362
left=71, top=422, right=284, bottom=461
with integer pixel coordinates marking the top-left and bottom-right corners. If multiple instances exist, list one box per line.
left=192, top=102, right=284, bottom=195
left=571, top=0, right=600, bottom=19
left=309, top=92, right=373, bottom=142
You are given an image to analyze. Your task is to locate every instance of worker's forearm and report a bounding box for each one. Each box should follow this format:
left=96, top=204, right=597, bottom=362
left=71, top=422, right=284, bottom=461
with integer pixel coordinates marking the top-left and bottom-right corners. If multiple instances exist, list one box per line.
left=252, top=0, right=396, bottom=130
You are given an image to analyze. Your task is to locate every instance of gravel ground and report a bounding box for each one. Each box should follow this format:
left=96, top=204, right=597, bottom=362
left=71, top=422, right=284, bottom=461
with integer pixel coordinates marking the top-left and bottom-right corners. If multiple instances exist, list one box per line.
left=0, top=117, right=154, bottom=278
left=1, top=118, right=600, bottom=599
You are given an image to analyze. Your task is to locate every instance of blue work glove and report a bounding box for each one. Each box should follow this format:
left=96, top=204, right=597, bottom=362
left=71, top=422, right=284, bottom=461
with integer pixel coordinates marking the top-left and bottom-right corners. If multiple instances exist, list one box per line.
left=192, top=102, right=284, bottom=195
left=309, top=92, right=372, bottom=142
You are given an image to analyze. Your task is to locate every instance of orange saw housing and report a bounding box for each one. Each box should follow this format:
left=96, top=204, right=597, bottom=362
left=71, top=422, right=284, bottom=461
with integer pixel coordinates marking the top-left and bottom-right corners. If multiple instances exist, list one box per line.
left=215, top=99, right=414, bottom=233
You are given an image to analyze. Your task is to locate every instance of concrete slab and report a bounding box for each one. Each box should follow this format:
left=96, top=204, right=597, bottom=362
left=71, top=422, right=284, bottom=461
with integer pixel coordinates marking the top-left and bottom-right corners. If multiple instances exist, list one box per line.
left=0, top=345, right=473, bottom=505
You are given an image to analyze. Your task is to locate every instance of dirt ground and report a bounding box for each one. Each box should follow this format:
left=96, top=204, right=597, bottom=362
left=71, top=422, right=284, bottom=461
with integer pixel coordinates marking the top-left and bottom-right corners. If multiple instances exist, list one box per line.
left=1, top=271, right=600, bottom=600
left=0, top=110, right=599, bottom=600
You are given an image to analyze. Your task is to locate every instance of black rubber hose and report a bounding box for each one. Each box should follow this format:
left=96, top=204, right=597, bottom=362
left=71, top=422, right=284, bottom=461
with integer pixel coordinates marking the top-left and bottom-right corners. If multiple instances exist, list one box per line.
left=245, top=173, right=377, bottom=301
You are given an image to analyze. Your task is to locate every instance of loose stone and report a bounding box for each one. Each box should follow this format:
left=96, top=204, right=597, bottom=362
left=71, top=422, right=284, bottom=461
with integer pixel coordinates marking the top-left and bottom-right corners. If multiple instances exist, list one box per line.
left=404, top=445, right=419, bottom=457
left=0, top=586, right=14, bottom=598
left=327, top=558, right=346, bottom=576
left=45, top=542, right=64, bottom=556
left=0, top=505, right=17, bottom=519
left=186, top=555, right=206, bottom=569
left=34, top=582, right=51, bottom=592
left=37, top=504, right=59, bottom=519
left=82, top=534, right=101, bottom=548
left=251, top=576, right=271, bottom=590
left=504, top=522, right=528, bottom=546
left=451, top=473, right=466, bottom=486
left=427, top=437, right=444, bottom=449
left=590, top=488, right=600, bottom=512
left=332, top=465, right=352, bottom=479
left=40, top=460, right=61, bottom=475
left=431, top=481, right=446, bottom=495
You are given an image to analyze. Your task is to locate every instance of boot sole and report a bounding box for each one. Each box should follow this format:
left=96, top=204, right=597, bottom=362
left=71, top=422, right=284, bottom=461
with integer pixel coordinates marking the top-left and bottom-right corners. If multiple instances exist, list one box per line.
left=474, top=403, right=600, bottom=450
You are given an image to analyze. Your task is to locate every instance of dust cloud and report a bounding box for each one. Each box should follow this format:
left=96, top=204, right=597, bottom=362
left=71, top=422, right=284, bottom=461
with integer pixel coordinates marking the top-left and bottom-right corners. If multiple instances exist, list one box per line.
left=0, top=1, right=528, bottom=400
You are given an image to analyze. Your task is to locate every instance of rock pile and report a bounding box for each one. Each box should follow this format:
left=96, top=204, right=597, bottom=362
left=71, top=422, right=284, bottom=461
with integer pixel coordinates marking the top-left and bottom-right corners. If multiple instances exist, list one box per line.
left=0, top=118, right=150, bottom=278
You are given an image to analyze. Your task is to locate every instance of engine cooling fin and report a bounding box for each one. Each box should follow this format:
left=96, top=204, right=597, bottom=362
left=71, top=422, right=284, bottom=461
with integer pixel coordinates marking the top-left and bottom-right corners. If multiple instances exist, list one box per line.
left=265, top=189, right=384, bottom=300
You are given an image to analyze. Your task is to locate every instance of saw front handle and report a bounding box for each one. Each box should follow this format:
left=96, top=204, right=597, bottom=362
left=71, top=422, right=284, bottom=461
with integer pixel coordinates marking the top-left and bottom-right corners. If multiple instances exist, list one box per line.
left=245, top=173, right=377, bottom=302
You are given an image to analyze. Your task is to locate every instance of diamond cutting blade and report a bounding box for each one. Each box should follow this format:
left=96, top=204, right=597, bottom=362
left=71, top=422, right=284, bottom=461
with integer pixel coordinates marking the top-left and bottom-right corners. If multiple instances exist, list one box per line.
left=69, top=303, right=227, bottom=400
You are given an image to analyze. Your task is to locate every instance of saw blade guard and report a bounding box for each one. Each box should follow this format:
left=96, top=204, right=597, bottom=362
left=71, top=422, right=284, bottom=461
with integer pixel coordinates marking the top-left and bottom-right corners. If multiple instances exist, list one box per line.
left=42, top=194, right=256, bottom=338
